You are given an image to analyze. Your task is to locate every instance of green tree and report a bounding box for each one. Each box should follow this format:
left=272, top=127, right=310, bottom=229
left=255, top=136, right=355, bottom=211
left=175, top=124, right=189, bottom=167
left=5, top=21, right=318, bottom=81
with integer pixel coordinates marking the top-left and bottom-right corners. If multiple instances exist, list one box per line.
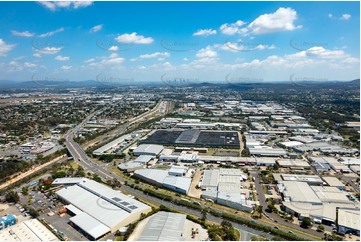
left=22, top=186, right=29, bottom=195
left=5, top=191, right=19, bottom=203
left=317, top=225, right=325, bottom=232
left=301, top=217, right=312, bottom=228
left=29, top=207, right=39, bottom=218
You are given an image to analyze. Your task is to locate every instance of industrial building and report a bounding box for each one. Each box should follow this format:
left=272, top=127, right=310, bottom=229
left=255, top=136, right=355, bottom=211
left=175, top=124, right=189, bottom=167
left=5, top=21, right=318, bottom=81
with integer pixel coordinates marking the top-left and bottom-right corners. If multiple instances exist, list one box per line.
left=140, top=129, right=240, bottom=148
left=133, top=144, right=164, bottom=156
left=255, top=157, right=277, bottom=166
left=54, top=178, right=151, bottom=240
left=309, top=156, right=351, bottom=173
left=0, top=219, right=58, bottom=241
left=322, top=176, right=346, bottom=190
left=129, top=211, right=208, bottom=241
left=249, top=147, right=287, bottom=157
left=134, top=166, right=192, bottom=194
left=273, top=173, right=324, bottom=185
left=118, top=155, right=154, bottom=172
left=93, top=134, right=132, bottom=155
left=337, top=209, right=360, bottom=236
left=134, top=212, right=187, bottom=241
left=0, top=214, right=17, bottom=230
left=276, top=159, right=310, bottom=169
left=200, top=168, right=253, bottom=212
left=278, top=181, right=357, bottom=225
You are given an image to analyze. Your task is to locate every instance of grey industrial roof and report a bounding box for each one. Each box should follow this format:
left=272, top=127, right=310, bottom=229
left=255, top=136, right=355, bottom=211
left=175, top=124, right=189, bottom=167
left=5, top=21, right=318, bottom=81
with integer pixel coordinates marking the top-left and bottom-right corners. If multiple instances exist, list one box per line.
left=56, top=178, right=150, bottom=230
left=168, top=165, right=188, bottom=175
left=219, top=168, right=242, bottom=176
left=279, top=181, right=322, bottom=204
left=0, top=219, right=58, bottom=241
left=249, top=147, right=287, bottom=156
left=278, top=173, right=323, bottom=184
left=134, top=155, right=154, bottom=163
left=134, top=169, right=169, bottom=184
left=65, top=204, right=83, bottom=215
left=138, top=212, right=186, bottom=241
left=70, top=212, right=110, bottom=239
left=310, top=186, right=351, bottom=204
left=163, top=176, right=192, bottom=193
left=218, top=182, right=241, bottom=193
left=52, top=177, right=86, bottom=185
left=322, top=176, right=345, bottom=187
left=133, top=144, right=164, bottom=155
left=337, top=209, right=360, bottom=230
left=93, top=134, right=131, bottom=155
left=118, top=161, right=144, bottom=170
left=277, top=159, right=310, bottom=167
left=201, top=170, right=219, bottom=187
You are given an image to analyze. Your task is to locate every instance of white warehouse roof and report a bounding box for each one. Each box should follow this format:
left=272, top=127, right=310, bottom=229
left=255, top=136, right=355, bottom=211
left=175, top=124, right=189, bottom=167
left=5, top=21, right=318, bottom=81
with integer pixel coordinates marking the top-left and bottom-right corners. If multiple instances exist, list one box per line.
left=137, top=212, right=187, bottom=241
left=133, top=144, right=164, bottom=155
left=70, top=212, right=110, bottom=239
left=0, top=219, right=58, bottom=241
left=56, top=178, right=151, bottom=237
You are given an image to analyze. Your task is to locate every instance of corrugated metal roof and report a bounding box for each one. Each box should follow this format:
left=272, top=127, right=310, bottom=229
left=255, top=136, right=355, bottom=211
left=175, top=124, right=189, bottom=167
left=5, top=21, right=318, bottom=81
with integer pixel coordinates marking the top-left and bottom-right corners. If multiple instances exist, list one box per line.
left=138, top=212, right=186, bottom=241
left=56, top=179, right=150, bottom=230
left=70, top=212, right=110, bottom=239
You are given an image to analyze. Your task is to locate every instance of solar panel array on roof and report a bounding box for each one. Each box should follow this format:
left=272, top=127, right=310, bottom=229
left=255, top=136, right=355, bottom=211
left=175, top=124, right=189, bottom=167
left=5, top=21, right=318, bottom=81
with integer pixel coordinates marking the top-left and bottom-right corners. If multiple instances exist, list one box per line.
left=175, top=129, right=200, bottom=143
left=129, top=205, right=138, bottom=210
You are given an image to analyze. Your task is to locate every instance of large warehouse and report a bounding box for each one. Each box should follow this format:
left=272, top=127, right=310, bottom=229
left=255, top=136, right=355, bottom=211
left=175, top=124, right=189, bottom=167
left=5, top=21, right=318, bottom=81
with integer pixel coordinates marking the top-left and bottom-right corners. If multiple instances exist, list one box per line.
left=134, top=212, right=186, bottom=241
left=54, top=178, right=151, bottom=240
left=278, top=181, right=357, bottom=225
left=133, top=144, right=164, bottom=156
left=200, top=168, right=253, bottom=212
left=128, top=211, right=208, bottom=241
left=134, top=167, right=192, bottom=194
left=0, top=219, right=58, bottom=241
left=140, top=129, right=240, bottom=148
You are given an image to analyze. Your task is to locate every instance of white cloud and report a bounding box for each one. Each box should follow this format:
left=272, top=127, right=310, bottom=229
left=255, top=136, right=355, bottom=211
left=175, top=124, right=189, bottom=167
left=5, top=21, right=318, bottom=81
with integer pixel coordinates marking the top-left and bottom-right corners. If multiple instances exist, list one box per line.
left=196, top=46, right=218, bottom=58
left=35, top=47, right=62, bottom=54
left=328, top=13, right=333, bottom=18
left=183, top=58, right=188, bottom=61
left=0, top=39, right=16, bottom=56
left=90, top=24, right=103, bottom=33
left=108, top=46, right=119, bottom=52
left=193, top=29, right=217, bottom=36
left=24, top=62, right=37, bottom=68
left=60, top=65, right=72, bottom=70
left=33, top=53, right=42, bottom=58
left=115, top=32, right=154, bottom=44
left=55, top=55, right=70, bottom=61
left=135, top=52, right=170, bottom=61
left=38, top=27, right=64, bottom=38
left=220, top=20, right=247, bottom=35
left=248, top=7, right=302, bottom=34
left=87, top=53, right=125, bottom=67
left=38, top=1, right=93, bottom=11
left=11, top=30, right=35, bottom=37
left=341, top=14, right=351, bottom=20
left=84, top=58, right=95, bottom=63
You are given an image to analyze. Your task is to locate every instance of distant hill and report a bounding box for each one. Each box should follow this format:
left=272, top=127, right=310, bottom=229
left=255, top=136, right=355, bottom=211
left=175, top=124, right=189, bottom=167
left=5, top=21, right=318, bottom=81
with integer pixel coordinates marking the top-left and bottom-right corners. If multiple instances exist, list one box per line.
left=0, top=78, right=359, bottom=89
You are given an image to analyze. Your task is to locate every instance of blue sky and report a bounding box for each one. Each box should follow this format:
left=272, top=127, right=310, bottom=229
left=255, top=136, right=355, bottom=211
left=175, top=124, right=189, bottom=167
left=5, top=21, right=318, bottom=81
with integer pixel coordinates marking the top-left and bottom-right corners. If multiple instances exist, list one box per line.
left=0, top=1, right=359, bottom=84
